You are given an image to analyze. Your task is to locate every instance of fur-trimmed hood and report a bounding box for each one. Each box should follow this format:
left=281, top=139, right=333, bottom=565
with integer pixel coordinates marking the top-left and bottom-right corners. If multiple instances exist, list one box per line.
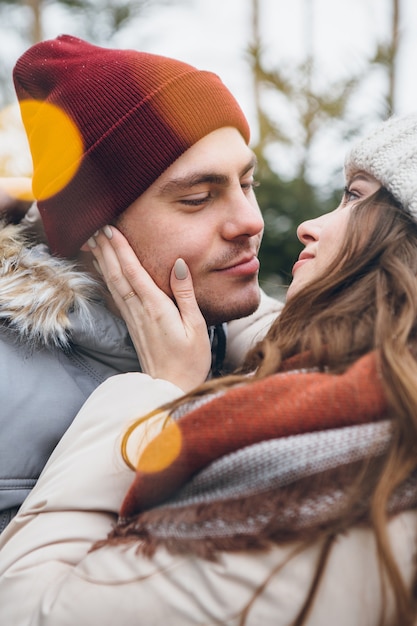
left=0, top=221, right=101, bottom=347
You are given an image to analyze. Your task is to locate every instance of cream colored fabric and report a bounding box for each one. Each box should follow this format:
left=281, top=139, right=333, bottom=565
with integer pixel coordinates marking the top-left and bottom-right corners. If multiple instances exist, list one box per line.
left=225, top=290, right=283, bottom=370
left=0, top=371, right=415, bottom=626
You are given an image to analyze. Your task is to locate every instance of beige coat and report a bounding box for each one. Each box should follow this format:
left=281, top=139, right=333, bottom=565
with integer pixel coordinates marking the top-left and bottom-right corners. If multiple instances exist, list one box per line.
left=0, top=371, right=416, bottom=626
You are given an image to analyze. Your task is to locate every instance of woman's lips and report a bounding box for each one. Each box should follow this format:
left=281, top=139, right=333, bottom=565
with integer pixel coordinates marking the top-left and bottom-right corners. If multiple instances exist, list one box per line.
left=292, top=252, right=314, bottom=276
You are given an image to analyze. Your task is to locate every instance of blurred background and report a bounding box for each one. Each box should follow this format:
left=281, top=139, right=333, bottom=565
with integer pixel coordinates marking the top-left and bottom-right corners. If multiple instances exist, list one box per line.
left=0, top=0, right=413, bottom=297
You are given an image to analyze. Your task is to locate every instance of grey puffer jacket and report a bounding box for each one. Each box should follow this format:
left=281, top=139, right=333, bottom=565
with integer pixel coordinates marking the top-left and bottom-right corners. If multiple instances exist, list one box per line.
left=0, top=221, right=281, bottom=533
left=0, top=221, right=143, bottom=532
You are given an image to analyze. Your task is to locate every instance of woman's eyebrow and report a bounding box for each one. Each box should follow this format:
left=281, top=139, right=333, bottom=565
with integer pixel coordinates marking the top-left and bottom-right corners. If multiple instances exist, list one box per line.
left=157, top=155, right=258, bottom=196
left=349, top=172, right=374, bottom=184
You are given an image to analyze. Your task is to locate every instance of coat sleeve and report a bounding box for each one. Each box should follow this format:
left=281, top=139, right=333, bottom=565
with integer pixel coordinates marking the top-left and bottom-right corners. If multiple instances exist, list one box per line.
left=224, top=288, right=283, bottom=370
left=0, top=372, right=183, bottom=626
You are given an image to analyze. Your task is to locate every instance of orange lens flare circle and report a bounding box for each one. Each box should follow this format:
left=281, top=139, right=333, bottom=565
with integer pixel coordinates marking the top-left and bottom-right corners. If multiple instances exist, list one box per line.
left=137, top=422, right=182, bottom=474
left=19, top=100, right=83, bottom=200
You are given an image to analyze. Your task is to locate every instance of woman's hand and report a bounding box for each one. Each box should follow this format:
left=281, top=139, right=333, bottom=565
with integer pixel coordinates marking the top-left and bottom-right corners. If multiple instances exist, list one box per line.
left=86, top=226, right=211, bottom=392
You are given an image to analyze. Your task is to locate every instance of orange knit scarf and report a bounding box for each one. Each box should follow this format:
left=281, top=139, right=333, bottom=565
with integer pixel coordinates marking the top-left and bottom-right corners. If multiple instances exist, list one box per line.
left=102, top=351, right=417, bottom=558
left=121, top=351, right=388, bottom=518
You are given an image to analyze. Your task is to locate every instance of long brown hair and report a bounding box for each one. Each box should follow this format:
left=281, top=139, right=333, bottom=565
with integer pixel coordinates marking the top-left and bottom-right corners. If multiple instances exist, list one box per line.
left=131, top=188, right=417, bottom=624
left=242, top=189, right=417, bottom=625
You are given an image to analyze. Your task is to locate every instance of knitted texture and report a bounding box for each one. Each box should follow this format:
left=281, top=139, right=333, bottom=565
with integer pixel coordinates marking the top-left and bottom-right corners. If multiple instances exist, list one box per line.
left=345, top=112, right=417, bottom=216
left=109, top=422, right=417, bottom=559
left=13, top=35, right=250, bottom=257
left=121, top=351, right=388, bottom=518
left=107, top=352, right=417, bottom=558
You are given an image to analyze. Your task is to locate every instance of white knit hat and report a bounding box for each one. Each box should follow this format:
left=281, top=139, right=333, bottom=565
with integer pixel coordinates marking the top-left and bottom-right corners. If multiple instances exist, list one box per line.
left=345, top=113, right=417, bottom=217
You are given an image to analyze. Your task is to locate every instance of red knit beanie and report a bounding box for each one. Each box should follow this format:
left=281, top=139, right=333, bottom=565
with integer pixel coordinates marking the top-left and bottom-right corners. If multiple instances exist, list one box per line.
left=13, top=34, right=250, bottom=257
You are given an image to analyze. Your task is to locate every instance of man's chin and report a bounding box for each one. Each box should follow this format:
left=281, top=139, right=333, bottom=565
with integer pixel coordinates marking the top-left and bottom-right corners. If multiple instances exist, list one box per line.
left=202, top=291, right=261, bottom=326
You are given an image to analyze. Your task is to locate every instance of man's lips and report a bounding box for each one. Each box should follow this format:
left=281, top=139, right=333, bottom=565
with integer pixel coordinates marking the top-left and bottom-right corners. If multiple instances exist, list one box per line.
left=216, top=255, right=260, bottom=276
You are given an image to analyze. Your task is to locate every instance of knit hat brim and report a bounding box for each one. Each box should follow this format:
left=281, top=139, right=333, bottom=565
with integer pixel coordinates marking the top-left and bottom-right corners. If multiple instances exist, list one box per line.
left=345, top=112, right=417, bottom=216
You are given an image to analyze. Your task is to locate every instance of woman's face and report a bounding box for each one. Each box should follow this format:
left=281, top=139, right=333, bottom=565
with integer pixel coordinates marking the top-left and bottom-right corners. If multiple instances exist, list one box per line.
left=286, top=172, right=381, bottom=300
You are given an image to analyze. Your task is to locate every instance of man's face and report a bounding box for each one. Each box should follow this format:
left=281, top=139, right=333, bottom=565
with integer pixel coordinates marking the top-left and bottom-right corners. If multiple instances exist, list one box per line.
left=116, top=127, right=264, bottom=326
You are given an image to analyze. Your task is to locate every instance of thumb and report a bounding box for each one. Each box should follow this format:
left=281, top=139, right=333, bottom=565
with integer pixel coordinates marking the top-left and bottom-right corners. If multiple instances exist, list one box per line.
left=170, top=259, right=205, bottom=328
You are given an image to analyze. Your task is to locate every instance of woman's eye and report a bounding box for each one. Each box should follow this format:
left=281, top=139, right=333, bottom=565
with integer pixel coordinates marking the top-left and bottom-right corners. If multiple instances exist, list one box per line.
left=343, top=186, right=360, bottom=203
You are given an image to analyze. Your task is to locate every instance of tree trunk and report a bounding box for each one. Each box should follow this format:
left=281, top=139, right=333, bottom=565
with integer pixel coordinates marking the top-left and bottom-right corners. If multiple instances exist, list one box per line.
left=387, top=0, right=399, bottom=115
left=24, top=0, right=43, bottom=43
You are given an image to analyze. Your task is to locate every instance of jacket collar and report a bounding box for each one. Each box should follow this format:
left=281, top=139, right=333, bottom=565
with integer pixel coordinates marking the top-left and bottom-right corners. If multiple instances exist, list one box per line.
left=0, top=221, right=101, bottom=348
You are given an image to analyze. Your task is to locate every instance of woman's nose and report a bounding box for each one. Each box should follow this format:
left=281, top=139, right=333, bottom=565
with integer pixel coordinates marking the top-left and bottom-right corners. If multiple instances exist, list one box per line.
left=296, top=218, right=320, bottom=245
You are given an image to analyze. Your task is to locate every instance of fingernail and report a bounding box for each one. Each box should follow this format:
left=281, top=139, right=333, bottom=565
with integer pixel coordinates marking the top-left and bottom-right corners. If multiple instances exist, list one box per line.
left=87, top=237, right=97, bottom=249
left=103, top=225, right=113, bottom=239
left=174, top=258, right=188, bottom=280
left=93, top=259, right=103, bottom=275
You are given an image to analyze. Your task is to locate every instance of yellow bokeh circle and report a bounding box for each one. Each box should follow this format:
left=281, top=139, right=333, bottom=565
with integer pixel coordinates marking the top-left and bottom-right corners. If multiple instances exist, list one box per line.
left=137, top=422, right=182, bottom=474
left=19, top=100, right=83, bottom=200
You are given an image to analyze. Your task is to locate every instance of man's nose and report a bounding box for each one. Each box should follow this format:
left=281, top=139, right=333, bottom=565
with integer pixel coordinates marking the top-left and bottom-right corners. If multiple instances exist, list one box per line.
left=222, top=193, right=264, bottom=240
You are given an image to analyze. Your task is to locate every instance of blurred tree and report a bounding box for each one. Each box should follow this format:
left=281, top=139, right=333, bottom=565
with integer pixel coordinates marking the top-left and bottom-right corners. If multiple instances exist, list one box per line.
left=0, top=0, right=174, bottom=105
left=370, top=0, right=400, bottom=116
left=0, top=0, right=179, bottom=171
left=249, top=0, right=402, bottom=294
left=249, top=0, right=362, bottom=181
left=0, top=0, right=170, bottom=45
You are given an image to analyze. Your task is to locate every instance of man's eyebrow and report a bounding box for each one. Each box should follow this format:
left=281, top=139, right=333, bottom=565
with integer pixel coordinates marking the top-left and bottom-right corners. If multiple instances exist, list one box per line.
left=157, top=155, right=258, bottom=195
